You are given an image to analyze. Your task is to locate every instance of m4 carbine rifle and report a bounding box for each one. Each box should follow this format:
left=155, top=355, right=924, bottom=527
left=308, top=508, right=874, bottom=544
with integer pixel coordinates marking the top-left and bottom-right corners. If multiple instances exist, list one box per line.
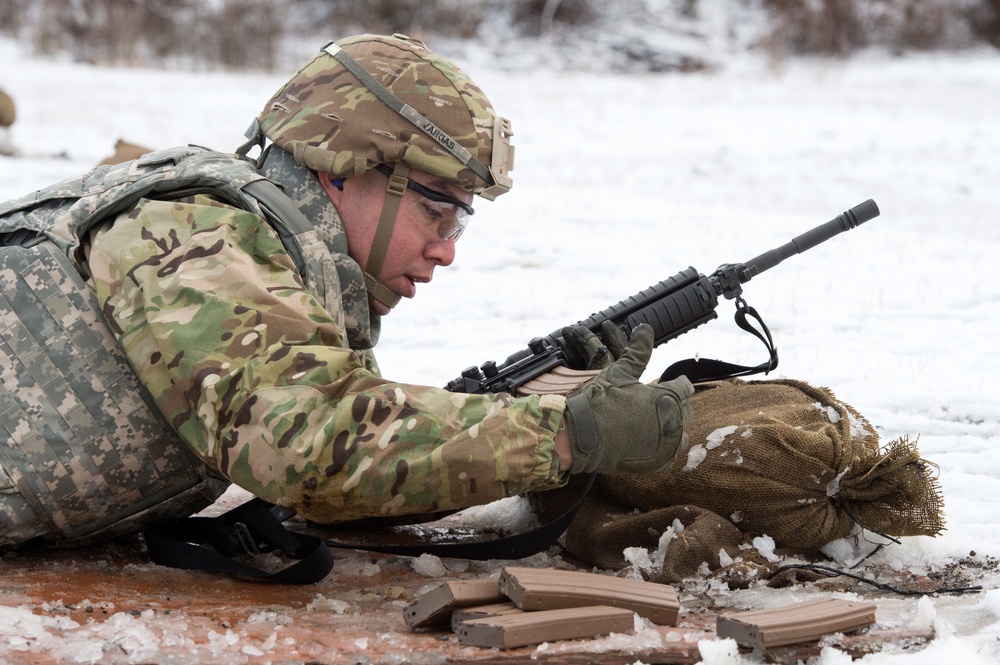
left=446, top=199, right=880, bottom=396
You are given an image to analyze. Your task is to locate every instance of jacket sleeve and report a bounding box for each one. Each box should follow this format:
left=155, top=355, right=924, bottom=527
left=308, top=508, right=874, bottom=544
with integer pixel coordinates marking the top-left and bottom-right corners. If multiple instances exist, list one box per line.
left=87, top=195, right=569, bottom=522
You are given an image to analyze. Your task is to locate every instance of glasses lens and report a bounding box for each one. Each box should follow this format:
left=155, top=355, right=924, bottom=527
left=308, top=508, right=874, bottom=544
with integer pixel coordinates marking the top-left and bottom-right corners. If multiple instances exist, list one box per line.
left=408, top=198, right=468, bottom=241
left=373, top=164, right=473, bottom=241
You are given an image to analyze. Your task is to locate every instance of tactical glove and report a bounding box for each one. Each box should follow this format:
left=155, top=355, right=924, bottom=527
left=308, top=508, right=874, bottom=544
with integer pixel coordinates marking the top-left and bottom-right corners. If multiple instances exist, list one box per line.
left=561, top=320, right=629, bottom=370
left=565, top=323, right=694, bottom=475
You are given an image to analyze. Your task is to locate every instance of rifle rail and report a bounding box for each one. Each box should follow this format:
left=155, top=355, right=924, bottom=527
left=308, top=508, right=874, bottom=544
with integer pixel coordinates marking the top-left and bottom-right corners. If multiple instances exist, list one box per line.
left=445, top=200, right=880, bottom=394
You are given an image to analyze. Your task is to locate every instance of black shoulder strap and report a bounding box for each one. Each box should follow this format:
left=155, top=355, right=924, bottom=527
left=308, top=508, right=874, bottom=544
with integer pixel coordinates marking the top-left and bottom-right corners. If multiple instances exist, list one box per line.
left=322, top=473, right=595, bottom=560
left=660, top=297, right=779, bottom=383
left=145, top=473, right=595, bottom=582
left=144, top=498, right=333, bottom=584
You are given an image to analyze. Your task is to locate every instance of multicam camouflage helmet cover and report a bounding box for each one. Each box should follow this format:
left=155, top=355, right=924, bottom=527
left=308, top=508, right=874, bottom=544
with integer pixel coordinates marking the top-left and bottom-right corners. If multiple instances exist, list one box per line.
left=257, top=33, right=514, bottom=201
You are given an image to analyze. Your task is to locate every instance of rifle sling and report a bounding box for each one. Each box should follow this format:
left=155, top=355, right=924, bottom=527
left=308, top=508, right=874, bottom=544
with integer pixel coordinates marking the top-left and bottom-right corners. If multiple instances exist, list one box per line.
left=145, top=498, right=334, bottom=584
left=660, top=297, right=779, bottom=384
left=144, top=473, right=596, bottom=582
left=322, top=472, right=595, bottom=560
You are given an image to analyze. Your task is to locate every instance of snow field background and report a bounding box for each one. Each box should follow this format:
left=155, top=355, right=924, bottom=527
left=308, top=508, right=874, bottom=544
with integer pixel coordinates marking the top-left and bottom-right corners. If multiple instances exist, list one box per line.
left=1, top=39, right=999, bottom=662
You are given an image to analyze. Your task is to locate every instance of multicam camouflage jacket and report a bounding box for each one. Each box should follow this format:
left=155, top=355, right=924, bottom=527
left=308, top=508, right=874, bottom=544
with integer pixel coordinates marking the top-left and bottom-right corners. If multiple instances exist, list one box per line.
left=0, top=146, right=567, bottom=545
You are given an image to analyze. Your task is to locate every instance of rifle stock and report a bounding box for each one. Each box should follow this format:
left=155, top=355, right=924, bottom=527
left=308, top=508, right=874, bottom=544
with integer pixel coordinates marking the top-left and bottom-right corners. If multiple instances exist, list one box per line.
left=445, top=199, right=880, bottom=395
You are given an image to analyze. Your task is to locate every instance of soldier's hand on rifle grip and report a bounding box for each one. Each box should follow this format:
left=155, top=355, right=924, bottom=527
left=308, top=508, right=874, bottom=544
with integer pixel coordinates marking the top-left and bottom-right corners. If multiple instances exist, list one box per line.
left=564, top=324, right=694, bottom=475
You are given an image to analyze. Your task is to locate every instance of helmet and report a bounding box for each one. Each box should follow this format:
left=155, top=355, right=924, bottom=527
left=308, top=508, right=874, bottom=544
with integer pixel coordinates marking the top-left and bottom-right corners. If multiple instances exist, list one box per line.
left=251, top=34, right=514, bottom=312
left=256, top=33, right=513, bottom=201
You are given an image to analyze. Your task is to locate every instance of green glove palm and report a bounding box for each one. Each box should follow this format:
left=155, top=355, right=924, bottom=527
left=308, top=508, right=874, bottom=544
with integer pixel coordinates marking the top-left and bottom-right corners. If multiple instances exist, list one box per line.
left=565, top=323, right=694, bottom=475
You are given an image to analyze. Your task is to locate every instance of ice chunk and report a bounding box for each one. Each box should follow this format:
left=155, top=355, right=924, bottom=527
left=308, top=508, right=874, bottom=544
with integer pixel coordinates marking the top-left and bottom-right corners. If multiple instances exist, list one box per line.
left=307, top=594, right=350, bottom=613
left=752, top=535, right=782, bottom=563
left=707, top=425, right=739, bottom=449
left=683, top=444, right=707, bottom=471
left=812, top=402, right=842, bottom=423
left=412, top=552, right=448, bottom=578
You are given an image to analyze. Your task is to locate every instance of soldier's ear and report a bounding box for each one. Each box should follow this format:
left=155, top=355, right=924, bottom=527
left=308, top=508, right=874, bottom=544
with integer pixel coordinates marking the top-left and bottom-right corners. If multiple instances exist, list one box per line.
left=317, top=171, right=344, bottom=205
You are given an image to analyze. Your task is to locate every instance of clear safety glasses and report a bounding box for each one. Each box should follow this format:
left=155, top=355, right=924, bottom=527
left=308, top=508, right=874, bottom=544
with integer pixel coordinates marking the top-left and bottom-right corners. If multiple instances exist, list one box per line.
left=375, top=164, right=474, bottom=241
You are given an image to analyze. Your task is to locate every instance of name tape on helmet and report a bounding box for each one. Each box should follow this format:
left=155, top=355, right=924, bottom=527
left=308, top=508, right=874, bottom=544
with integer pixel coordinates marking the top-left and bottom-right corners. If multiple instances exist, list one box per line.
left=322, top=42, right=508, bottom=195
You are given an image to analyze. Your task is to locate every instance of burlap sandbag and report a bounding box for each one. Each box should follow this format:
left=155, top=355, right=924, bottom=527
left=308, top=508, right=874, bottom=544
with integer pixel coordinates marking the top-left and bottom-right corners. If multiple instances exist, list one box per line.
left=0, top=88, right=14, bottom=128
left=560, top=491, right=745, bottom=582
left=602, top=379, right=943, bottom=551
left=543, top=379, right=944, bottom=575
left=97, top=139, right=154, bottom=166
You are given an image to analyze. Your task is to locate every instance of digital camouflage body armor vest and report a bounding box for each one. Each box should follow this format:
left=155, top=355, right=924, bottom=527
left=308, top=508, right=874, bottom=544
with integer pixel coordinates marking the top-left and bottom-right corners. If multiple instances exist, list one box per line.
left=0, top=145, right=362, bottom=547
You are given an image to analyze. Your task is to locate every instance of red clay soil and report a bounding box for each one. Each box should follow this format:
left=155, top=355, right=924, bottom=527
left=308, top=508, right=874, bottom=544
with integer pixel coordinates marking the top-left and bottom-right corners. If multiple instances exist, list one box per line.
left=0, top=536, right=934, bottom=665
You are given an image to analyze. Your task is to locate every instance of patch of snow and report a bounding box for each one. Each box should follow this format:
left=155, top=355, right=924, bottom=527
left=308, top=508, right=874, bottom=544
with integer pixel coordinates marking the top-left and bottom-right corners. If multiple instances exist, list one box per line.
left=683, top=444, right=708, bottom=471
left=813, top=401, right=843, bottom=423
left=752, top=535, right=782, bottom=564
left=707, top=425, right=739, bottom=448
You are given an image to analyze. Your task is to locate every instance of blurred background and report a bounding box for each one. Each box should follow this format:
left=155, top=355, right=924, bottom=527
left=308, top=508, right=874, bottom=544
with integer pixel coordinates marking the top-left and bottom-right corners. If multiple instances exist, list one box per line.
left=1, top=0, right=999, bottom=74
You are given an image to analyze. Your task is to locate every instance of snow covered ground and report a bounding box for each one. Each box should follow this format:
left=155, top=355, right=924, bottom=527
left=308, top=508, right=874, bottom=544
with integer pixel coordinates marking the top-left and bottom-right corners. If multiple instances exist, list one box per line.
left=1, top=36, right=998, bottom=663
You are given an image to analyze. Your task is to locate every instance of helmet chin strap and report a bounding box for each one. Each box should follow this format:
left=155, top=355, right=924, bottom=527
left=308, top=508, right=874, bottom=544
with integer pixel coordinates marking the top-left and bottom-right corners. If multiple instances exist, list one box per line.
left=363, top=161, right=409, bottom=310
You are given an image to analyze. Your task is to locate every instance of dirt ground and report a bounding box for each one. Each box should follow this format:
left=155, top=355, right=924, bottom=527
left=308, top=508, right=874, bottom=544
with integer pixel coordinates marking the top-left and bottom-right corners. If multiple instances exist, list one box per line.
left=0, top=541, right=944, bottom=665
left=1, top=488, right=990, bottom=665
left=3, top=520, right=986, bottom=665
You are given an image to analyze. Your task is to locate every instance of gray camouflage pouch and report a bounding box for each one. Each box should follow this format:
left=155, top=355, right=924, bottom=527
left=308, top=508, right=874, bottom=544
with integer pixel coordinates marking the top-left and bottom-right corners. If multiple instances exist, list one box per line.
left=0, top=240, right=226, bottom=548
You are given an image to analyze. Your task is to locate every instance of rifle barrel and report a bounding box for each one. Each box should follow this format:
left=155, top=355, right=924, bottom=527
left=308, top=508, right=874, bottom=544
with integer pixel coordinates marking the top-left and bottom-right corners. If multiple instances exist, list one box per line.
left=745, top=199, right=879, bottom=275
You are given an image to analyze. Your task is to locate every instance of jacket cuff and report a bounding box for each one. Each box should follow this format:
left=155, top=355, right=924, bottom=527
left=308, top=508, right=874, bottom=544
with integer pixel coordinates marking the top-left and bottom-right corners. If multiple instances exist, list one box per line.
left=565, top=393, right=598, bottom=475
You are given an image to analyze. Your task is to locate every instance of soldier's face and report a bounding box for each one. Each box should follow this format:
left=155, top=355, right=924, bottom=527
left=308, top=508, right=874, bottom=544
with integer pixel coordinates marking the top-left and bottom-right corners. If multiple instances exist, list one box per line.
left=319, top=168, right=471, bottom=316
